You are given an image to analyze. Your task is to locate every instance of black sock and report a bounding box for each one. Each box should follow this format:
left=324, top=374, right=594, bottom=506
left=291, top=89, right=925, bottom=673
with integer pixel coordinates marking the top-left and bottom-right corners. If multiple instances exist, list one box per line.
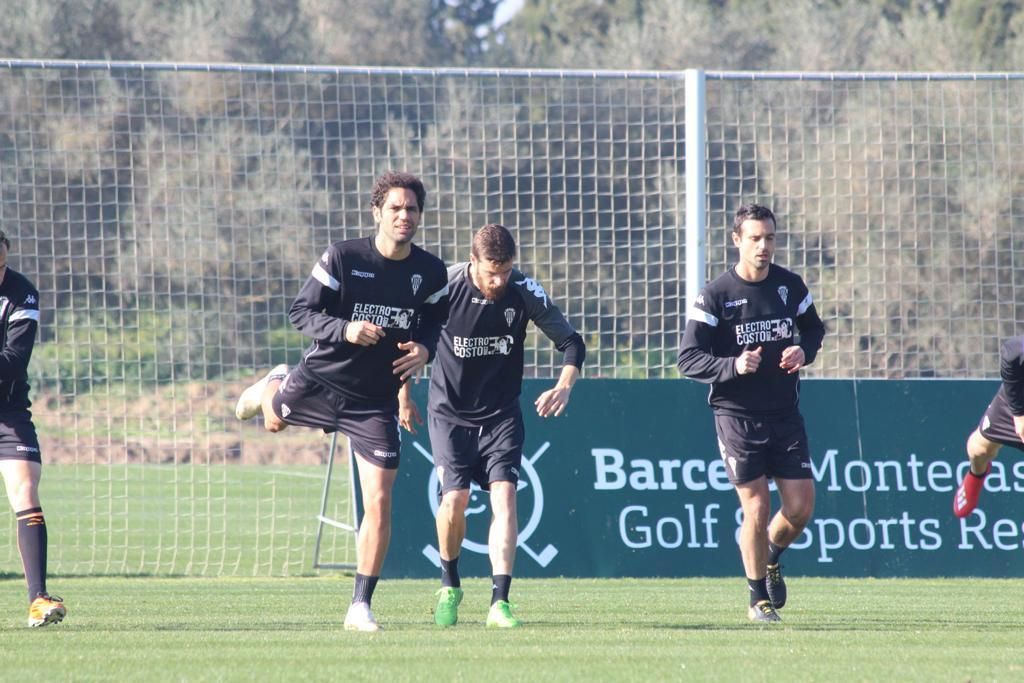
left=747, top=577, right=769, bottom=606
left=491, top=574, right=512, bottom=605
left=17, top=507, right=47, bottom=601
left=352, top=573, right=379, bottom=606
left=767, top=541, right=786, bottom=567
left=440, top=556, right=461, bottom=588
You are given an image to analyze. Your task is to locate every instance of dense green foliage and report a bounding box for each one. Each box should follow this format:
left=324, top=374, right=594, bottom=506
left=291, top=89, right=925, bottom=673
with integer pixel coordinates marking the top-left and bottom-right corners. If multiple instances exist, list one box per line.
left=4, top=0, right=1024, bottom=70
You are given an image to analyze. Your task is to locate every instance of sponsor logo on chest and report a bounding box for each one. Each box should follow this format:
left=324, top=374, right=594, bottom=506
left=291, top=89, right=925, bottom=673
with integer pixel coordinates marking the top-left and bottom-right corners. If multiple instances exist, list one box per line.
left=352, top=302, right=415, bottom=329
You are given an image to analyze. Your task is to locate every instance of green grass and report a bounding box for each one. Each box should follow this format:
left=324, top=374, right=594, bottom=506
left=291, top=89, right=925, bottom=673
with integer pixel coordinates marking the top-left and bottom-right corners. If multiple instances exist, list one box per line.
left=0, top=465, right=354, bottom=577
left=0, top=576, right=1020, bottom=681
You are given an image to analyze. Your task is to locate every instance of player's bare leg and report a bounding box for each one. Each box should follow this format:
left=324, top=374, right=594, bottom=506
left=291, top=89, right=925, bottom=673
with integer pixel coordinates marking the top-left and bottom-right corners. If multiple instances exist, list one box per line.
left=953, top=429, right=999, bottom=518
left=438, top=489, right=470, bottom=560
left=0, top=460, right=65, bottom=627
left=487, top=481, right=521, bottom=627
left=434, top=489, right=469, bottom=626
left=765, top=477, right=814, bottom=610
left=259, top=378, right=287, bottom=432
left=345, top=455, right=397, bottom=632
left=966, top=429, right=1000, bottom=475
left=735, top=477, right=779, bottom=622
left=488, top=482, right=517, bottom=575
left=354, top=455, right=396, bottom=575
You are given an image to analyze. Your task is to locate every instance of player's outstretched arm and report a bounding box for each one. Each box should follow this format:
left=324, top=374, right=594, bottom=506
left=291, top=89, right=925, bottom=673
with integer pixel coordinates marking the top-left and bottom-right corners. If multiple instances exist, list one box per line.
left=397, top=381, right=423, bottom=434
left=535, top=365, right=579, bottom=418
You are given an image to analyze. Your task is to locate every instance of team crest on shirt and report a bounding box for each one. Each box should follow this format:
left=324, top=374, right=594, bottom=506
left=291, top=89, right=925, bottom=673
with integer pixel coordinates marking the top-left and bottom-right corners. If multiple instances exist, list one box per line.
left=777, top=286, right=788, bottom=305
left=504, top=307, right=516, bottom=327
left=411, top=274, right=422, bottom=295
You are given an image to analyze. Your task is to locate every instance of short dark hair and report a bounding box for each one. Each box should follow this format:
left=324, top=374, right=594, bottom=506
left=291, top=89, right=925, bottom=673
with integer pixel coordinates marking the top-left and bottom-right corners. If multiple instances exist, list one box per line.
left=371, top=171, right=427, bottom=212
left=0, top=230, right=9, bottom=250
left=733, top=203, right=776, bottom=235
left=471, top=224, right=516, bottom=263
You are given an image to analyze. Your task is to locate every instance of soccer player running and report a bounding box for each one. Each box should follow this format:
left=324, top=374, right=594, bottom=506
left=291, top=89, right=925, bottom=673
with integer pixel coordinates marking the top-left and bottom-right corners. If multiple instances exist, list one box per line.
left=399, top=224, right=585, bottom=628
left=0, top=230, right=66, bottom=627
left=677, top=204, right=825, bottom=623
left=234, top=172, right=449, bottom=632
left=952, top=336, right=1024, bottom=518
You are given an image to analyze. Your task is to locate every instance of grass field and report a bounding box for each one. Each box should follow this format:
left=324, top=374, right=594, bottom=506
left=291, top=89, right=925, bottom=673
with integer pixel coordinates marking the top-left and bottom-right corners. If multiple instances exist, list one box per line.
left=0, top=464, right=354, bottom=577
left=0, top=576, right=1020, bottom=681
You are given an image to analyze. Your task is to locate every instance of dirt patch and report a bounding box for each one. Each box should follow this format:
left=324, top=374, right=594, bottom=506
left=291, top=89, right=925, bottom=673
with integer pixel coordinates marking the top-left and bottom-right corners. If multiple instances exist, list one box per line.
left=31, top=379, right=349, bottom=465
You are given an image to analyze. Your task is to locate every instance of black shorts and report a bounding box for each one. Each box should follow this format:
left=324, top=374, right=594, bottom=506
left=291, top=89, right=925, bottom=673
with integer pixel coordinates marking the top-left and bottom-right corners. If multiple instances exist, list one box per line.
left=978, top=390, right=1024, bottom=451
left=714, top=412, right=812, bottom=485
left=0, top=411, right=42, bottom=463
left=428, top=411, right=525, bottom=495
left=270, top=364, right=401, bottom=469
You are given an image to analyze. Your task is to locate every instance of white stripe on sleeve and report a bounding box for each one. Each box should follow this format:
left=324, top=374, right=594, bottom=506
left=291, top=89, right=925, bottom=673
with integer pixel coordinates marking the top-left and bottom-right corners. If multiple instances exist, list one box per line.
left=688, top=307, right=718, bottom=327
left=9, top=309, right=40, bottom=322
left=424, top=283, right=449, bottom=304
left=797, top=293, right=813, bottom=316
left=312, top=263, right=341, bottom=291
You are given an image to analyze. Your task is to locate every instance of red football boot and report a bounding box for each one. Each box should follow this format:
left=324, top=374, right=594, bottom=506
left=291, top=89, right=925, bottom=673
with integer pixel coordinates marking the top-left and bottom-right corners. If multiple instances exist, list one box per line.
left=953, top=463, right=991, bottom=518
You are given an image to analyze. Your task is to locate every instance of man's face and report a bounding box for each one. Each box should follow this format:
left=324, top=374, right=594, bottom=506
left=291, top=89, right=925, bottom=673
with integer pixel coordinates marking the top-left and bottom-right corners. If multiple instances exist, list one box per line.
left=732, top=218, right=775, bottom=273
left=470, top=255, right=514, bottom=300
left=0, top=242, right=8, bottom=271
left=373, top=187, right=421, bottom=245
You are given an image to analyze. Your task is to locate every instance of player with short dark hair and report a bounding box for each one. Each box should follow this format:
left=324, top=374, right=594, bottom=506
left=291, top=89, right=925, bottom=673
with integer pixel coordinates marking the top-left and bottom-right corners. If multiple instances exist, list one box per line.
left=399, top=223, right=585, bottom=628
left=677, top=204, right=825, bottom=623
left=952, top=336, right=1024, bottom=518
left=234, top=171, right=449, bottom=632
left=0, top=229, right=66, bottom=627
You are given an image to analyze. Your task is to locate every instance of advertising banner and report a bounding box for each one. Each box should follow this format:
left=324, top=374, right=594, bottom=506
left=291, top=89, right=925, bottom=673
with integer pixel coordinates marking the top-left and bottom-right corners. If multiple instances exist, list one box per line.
left=382, top=379, right=1018, bottom=578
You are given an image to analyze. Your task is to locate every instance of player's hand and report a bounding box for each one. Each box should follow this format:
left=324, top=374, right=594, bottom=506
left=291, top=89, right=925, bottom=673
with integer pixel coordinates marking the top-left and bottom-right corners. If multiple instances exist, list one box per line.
left=393, top=341, right=428, bottom=381
left=399, top=394, right=424, bottom=434
left=1013, top=414, right=1024, bottom=443
left=345, top=320, right=385, bottom=346
left=735, top=346, right=762, bottom=375
left=779, top=345, right=806, bottom=374
left=535, top=386, right=571, bottom=418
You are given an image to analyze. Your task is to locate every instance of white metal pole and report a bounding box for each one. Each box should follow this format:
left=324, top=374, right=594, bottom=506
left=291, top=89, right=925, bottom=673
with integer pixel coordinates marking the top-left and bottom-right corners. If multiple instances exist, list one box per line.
left=685, top=68, right=707, bottom=314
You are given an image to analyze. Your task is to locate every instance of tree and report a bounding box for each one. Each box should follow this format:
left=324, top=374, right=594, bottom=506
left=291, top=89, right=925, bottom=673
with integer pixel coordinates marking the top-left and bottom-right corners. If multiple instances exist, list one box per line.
left=495, top=0, right=644, bottom=67
left=429, top=0, right=504, bottom=65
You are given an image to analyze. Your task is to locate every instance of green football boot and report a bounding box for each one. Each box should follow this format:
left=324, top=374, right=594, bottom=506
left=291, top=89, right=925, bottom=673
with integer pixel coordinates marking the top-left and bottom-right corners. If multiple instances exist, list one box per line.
left=486, top=600, right=522, bottom=628
left=434, top=587, right=464, bottom=627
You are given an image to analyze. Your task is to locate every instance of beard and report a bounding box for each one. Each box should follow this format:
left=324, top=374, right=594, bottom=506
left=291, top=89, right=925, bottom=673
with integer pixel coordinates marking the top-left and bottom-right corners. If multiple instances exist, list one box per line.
left=478, top=281, right=507, bottom=300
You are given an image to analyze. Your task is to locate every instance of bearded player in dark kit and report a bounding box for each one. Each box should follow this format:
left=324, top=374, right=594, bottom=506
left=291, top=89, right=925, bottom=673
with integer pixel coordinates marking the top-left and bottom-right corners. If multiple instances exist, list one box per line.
left=400, top=223, right=585, bottom=628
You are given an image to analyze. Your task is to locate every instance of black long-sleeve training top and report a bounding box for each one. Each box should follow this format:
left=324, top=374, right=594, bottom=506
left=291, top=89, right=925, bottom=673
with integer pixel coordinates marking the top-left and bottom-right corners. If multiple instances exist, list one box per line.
left=290, top=236, right=449, bottom=404
left=428, top=262, right=585, bottom=426
left=677, top=264, right=825, bottom=418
